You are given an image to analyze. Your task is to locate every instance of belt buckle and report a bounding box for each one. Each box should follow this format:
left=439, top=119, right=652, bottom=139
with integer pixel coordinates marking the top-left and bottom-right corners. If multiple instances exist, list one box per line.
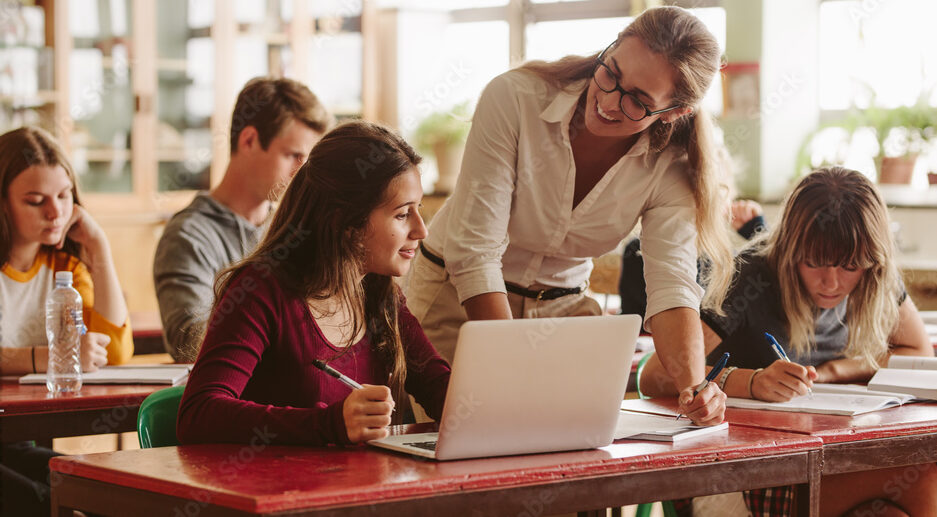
left=536, top=289, right=546, bottom=301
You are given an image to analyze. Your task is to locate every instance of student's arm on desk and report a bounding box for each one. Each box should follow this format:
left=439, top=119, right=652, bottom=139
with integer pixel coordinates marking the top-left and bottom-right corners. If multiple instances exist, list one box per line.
left=462, top=292, right=513, bottom=320
left=153, top=232, right=215, bottom=363
left=815, top=297, right=933, bottom=383
left=644, top=308, right=725, bottom=426
left=640, top=321, right=816, bottom=403
left=0, top=335, right=109, bottom=375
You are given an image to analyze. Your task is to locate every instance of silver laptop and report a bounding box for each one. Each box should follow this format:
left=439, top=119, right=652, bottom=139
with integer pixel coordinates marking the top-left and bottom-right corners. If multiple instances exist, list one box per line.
left=369, top=314, right=640, bottom=460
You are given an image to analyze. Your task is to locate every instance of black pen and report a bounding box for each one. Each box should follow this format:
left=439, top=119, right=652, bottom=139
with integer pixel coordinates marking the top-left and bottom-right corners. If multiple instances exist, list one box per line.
left=676, top=352, right=730, bottom=420
left=312, top=359, right=364, bottom=390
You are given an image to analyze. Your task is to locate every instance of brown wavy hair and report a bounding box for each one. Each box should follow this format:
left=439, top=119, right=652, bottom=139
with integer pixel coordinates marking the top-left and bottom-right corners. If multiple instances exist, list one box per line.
left=229, top=77, right=334, bottom=154
left=519, top=6, right=733, bottom=311
left=760, top=167, right=900, bottom=365
left=0, top=126, right=82, bottom=266
left=214, top=121, right=422, bottom=418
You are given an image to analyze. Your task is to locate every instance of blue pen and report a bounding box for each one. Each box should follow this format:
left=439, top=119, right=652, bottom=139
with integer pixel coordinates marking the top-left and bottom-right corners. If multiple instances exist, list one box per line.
left=676, top=352, right=730, bottom=420
left=764, top=332, right=813, bottom=397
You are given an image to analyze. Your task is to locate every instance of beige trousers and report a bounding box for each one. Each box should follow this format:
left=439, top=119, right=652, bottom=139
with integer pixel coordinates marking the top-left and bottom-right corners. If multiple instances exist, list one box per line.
left=403, top=250, right=603, bottom=363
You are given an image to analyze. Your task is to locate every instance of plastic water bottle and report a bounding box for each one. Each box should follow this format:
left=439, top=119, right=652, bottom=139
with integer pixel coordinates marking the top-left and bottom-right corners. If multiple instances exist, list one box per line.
left=45, top=271, right=85, bottom=394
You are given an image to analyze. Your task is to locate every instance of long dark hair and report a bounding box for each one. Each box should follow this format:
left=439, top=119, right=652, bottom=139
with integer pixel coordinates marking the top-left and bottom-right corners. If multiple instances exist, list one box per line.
left=0, top=127, right=83, bottom=265
left=213, top=120, right=422, bottom=415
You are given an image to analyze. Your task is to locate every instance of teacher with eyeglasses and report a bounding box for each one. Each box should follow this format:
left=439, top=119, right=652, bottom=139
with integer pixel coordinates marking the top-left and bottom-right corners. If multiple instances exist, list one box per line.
left=404, top=6, right=731, bottom=425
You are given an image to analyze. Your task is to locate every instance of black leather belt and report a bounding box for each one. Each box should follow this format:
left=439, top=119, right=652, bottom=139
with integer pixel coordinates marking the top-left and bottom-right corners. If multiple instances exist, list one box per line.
left=418, top=243, right=584, bottom=301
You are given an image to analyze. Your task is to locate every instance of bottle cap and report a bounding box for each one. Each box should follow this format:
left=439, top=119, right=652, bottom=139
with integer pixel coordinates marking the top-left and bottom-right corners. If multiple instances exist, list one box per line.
left=54, top=271, right=73, bottom=284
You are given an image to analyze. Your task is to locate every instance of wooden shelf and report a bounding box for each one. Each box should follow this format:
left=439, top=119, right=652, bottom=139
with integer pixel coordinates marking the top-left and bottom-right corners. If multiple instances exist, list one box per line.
left=156, top=58, right=188, bottom=73
left=0, top=90, right=57, bottom=107
left=80, top=148, right=132, bottom=162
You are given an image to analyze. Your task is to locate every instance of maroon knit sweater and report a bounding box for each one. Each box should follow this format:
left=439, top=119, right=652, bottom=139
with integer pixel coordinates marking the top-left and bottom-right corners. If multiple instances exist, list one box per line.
left=177, top=270, right=450, bottom=446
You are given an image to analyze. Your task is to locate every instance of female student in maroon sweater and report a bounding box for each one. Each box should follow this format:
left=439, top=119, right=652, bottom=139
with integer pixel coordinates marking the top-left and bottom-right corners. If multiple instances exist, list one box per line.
left=177, top=121, right=451, bottom=446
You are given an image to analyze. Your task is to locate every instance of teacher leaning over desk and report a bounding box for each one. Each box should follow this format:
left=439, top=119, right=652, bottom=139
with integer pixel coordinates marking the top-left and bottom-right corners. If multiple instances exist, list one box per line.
left=404, top=6, right=733, bottom=426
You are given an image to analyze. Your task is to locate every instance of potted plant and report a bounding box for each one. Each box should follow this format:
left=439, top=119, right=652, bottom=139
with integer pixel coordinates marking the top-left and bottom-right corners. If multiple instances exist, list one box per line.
left=412, top=102, right=472, bottom=194
left=864, top=102, right=937, bottom=183
left=797, top=99, right=937, bottom=184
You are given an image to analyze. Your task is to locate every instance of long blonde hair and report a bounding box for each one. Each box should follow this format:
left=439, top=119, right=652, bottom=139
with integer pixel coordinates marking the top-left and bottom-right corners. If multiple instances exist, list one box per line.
left=519, top=6, right=733, bottom=311
left=761, top=167, right=900, bottom=365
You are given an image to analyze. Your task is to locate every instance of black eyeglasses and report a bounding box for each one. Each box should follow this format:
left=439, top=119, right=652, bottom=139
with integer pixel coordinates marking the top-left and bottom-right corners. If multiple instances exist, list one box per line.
left=592, top=42, right=680, bottom=122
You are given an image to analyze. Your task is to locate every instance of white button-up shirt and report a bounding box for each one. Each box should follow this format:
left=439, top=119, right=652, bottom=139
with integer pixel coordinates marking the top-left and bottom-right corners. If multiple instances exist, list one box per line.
left=423, top=69, right=703, bottom=322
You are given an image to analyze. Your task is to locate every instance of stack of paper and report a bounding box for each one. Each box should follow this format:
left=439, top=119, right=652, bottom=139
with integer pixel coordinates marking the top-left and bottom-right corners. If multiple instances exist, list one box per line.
left=615, top=407, right=729, bottom=442
left=19, top=365, right=191, bottom=386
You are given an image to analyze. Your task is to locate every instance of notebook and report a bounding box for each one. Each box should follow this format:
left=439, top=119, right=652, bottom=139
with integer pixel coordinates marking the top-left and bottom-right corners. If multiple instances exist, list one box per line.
left=19, top=365, right=192, bottom=386
left=868, top=355, right=937, bottom=400
left=369, top=314, right=641, bottom=460
left=724, top=382, right=914, bottom=416
left=615, top=409, right=729, bottom=442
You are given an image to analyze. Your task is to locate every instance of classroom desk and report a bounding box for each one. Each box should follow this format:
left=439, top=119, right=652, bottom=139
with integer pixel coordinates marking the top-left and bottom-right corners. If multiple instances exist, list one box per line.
left=0, top=380, right=159, bottom=443
left=49, top=424, right=823, bottom=517
left=130, top=310, right=166, bottom=355
left=622, top=398, right=937, bottom=478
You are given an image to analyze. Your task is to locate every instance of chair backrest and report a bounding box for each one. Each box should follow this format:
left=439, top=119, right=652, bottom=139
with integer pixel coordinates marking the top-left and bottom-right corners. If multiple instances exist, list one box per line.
left=635, top=352, right=654, bottom=400
left=137, top=385, right=186, bottom=448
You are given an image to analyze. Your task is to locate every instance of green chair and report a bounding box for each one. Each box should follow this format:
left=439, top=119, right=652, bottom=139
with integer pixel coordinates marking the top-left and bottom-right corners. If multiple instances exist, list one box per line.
left=137, top=385, right=186, bottom=448
left=633, top=352, right=679, bottom=517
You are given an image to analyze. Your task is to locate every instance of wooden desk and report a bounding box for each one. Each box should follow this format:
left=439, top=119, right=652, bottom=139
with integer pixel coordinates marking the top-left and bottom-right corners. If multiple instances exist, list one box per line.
left=0, top=380, right=159, bottom=443
left=623, top=398, right=937, bottom=478
left=50, top=424, right=823, bottom=516
left=130, top=311, right=166, bottom=355
left=129, top=311, right=162, bottom=340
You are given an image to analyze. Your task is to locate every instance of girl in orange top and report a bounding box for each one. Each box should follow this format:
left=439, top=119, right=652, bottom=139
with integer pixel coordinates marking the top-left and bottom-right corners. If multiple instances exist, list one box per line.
left=0, top=126, right=133, bottom=517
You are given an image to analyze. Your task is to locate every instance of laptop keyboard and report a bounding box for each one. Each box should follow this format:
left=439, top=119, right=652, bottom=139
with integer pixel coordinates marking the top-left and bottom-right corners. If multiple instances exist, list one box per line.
left=403, top=441, right=438, bottom=451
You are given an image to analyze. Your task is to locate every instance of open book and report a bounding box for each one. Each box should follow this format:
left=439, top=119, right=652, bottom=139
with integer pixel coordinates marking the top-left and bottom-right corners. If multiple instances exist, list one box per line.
left=20, top=364, right=191, bottom=386
left=615, top=407, right=729, bottom=442
left=725, top=382, right=915, bottom=416
left=868, top=356, right=937, bottom=400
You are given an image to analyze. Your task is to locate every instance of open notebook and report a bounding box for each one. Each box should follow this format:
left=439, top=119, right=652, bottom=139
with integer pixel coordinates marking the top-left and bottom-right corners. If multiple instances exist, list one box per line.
left=868, top=356, right=937, bottom=400
left=20, top=365, right=191, bottom=386
left=725, top=383, right=916, bottom=416
left=615, top=407, right=728, bottom=442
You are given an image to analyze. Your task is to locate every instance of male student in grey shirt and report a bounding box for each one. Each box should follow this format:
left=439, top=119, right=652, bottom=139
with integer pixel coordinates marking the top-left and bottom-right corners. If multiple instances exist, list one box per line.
left=154, top=77, right=332, bottom=362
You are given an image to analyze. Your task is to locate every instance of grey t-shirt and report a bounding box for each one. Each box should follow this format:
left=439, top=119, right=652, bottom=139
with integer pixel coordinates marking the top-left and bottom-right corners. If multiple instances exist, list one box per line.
left=701, top=251, right=906, bottom=369
left=153, top=193, right=268, bottom=362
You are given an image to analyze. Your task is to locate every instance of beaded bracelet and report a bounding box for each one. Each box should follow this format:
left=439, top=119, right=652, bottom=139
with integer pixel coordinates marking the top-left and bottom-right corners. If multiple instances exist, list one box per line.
left=747, top=368, right=764, bottom=399
left=717, top=366, right=737, bottom=392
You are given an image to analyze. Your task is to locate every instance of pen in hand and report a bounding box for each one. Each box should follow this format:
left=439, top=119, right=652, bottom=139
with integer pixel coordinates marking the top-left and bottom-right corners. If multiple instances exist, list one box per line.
left=676, top=352, right=730, bottom=421
left=312, top=359, right=364, bottom=390
left=764, top=332, right=813, bottom=397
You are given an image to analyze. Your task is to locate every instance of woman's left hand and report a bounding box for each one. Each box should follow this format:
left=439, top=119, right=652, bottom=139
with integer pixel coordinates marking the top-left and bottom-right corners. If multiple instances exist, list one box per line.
left=677, top=382, right=727, bottom=426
